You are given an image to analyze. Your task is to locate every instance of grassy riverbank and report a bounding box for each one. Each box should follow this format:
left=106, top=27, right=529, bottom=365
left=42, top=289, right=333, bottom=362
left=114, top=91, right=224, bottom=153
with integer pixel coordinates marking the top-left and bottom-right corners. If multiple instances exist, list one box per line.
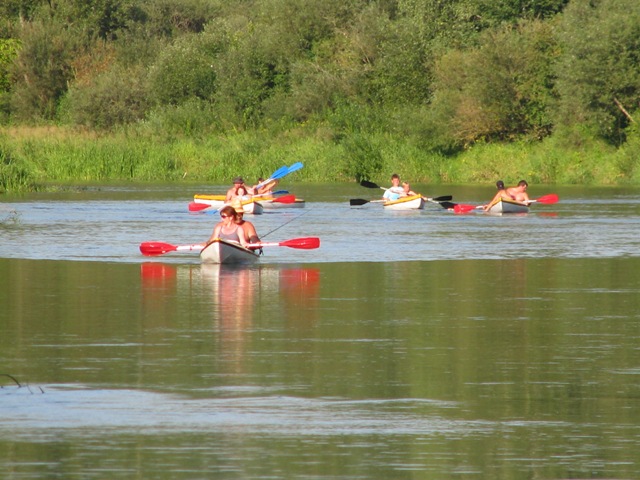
left=2, top=125, right=640, bottom=193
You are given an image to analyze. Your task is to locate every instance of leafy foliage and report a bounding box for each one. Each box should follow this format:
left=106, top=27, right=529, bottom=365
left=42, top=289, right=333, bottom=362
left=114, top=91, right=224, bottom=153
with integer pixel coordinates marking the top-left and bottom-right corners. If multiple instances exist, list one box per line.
left=554, top=0, right=640, bottom=145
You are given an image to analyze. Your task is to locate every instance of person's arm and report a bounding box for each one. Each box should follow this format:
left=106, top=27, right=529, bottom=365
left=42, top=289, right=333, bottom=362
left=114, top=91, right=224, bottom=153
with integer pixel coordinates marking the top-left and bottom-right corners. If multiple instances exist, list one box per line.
left=207, top=224, right=221, bottom=244
left=237, top=226, right=249, bottom=247
left=246, top=223, right=259, bottom=244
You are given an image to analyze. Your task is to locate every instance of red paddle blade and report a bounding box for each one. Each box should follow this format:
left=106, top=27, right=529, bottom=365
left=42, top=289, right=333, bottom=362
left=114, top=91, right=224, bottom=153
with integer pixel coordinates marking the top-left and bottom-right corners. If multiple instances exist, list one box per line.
left=272, top=194, right=296, bottom=204
left=453, top=204, right=477, bottom=214
left=279, top=237, right=320, bottom=249
left=535, top=194, right=559, bottom=204
left=188, top=202, right=211, bottom=212
left=139, top=242, right=178, bottom=256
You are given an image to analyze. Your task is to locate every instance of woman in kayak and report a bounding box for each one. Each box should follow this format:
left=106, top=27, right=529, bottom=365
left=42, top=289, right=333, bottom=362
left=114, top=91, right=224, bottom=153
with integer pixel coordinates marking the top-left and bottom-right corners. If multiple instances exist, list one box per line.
left=207, top=205, right=249, bottom=246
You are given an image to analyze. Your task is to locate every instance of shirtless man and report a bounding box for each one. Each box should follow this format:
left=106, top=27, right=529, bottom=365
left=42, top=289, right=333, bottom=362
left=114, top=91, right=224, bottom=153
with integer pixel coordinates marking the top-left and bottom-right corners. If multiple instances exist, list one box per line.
left=225, top=176, right=250, bottom=203
left=483, top=180, right=512, bottom=210
left=506, top=180, right=530, bottom=204
left=231, top=199, right=260, bottom=245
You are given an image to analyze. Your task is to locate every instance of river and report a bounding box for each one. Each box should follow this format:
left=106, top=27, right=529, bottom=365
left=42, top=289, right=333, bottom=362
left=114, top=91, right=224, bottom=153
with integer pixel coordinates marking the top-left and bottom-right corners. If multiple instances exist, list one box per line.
left=1, top=183, right=640, bottom=479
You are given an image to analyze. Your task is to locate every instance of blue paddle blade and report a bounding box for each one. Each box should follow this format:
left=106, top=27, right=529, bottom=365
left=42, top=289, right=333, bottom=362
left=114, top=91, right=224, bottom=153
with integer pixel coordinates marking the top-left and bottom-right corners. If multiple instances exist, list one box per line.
left=268, top=165, right=289, bottom=180
left=287, top=162, right=304, bottom=174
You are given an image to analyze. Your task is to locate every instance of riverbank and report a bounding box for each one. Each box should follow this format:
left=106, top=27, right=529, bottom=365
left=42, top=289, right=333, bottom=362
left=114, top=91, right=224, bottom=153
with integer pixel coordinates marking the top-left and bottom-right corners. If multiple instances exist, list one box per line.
left=2, top=125, right=639, bottom=192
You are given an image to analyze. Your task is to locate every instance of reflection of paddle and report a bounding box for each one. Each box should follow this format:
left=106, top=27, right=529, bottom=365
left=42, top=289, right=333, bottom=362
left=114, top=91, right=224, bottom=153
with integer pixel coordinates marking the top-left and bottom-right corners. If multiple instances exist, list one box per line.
left=247, top=237, right=320, bottom=250
left=140, top=237, right=319, bottom=256
left=140, top=242, right=205, bottom=256
left=350, top=195, right=452, bottom=206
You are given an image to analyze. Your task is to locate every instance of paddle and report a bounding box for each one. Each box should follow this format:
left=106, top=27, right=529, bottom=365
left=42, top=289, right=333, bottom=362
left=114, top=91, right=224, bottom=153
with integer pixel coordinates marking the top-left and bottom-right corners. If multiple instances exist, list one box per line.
left=247, top=237, right=320, bottom=250
left=268, top=194, right=296, bottom=204
left=140, top=236, right=319, bottom=256
left=255, top=162, right=304, bottom=190
left=349, top=195, right=452, bottom=206
left=360, top=180, right=383, bottom=189
left=527, top=193, right=559, bottom=205
left=139, top=242, right=205, bottom=256
left=188, top=202, right=213, bottom=212
left=349, top=198, right=385, bottom=206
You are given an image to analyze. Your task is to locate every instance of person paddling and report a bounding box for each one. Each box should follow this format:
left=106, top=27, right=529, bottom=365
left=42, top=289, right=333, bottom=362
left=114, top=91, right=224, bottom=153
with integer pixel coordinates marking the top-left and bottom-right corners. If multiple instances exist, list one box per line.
left=231, top=199, right=260, bottom=246
left=506, top=180, right=530, bottom=204
left=225, top=176, right=250, bottom=203
left=207, top=205, right=248, bottom=247
left=483, top=180, right=512, bottom=210
left=383, top=173, right=404, bottom=200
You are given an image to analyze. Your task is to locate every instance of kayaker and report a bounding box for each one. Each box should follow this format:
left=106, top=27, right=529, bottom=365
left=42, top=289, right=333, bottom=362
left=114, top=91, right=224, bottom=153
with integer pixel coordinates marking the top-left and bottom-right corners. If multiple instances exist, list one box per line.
left=207, top=205, right=248, bottom=247
left=483, top=180, right=512, bottom=210
left=506, top=180, right=530, bottom=204
left=383, top=173, right=404, bottom=200
left=400, top=181, right=416, bottom=196
left=225, top=176, right=250, bottom=202
left=252, top=177, right=276, bottom=196
left=231, top=199, right=260, bottom=245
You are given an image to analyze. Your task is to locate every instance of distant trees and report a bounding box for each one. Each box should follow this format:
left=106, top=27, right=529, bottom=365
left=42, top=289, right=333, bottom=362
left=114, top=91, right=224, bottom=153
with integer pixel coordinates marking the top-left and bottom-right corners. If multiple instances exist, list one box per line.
left=0, top=0, right=639, bottom=152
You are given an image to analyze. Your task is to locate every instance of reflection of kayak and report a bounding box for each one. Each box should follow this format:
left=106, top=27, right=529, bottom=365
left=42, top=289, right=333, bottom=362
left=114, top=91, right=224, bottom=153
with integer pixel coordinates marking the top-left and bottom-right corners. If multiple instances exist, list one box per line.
left=200, top=239, right=260, bottom=264
left=261, top=197, right=305, bottom=209
left=383, top=194, right=425, bottom=210
left=486, top=198, right=529, bottom=214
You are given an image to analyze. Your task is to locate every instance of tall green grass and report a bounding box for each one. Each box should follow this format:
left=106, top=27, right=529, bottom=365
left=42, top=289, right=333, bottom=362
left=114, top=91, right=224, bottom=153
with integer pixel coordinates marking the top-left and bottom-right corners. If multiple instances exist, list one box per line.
left=1, top=124, right=639, bottom=193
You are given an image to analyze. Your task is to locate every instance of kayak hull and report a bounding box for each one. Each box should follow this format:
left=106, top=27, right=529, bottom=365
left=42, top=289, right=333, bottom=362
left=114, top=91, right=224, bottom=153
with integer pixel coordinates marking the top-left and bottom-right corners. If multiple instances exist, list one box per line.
left=192, top=196, right=264, bottom=214
left=383, top=195, right=425, bottom=210
left=200, top=239, right=260, bottom=264
left=487, top=198, right=529, bottom=214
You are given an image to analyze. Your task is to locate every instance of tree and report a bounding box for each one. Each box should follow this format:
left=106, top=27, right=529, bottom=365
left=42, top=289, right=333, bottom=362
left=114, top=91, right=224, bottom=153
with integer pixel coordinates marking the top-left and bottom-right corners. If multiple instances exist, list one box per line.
left=428, top=19, right=557, bottom=147
left=554, top=0, right=640, bottom=145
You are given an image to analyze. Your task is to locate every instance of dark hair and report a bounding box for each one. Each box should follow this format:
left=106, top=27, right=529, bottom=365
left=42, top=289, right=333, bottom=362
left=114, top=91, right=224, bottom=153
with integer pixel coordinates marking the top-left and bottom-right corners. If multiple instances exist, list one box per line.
left=518, top=180, right=528, bottom=187
left=219, top=205, right=237, bottom=219
left=496, top=180, right=505, bottom=189
left=391, top=173, right=400, bottom=180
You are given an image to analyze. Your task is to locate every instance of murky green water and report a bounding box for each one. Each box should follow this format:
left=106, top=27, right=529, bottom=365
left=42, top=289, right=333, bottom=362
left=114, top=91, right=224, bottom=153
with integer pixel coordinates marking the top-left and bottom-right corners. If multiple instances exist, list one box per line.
left=2, top=184, right=640, bottom=479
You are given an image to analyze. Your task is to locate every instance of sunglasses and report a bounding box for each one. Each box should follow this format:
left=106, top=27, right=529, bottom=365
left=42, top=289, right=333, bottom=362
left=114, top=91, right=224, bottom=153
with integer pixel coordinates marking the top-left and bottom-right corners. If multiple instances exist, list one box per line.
left=220, top=214, right=231, bottom=218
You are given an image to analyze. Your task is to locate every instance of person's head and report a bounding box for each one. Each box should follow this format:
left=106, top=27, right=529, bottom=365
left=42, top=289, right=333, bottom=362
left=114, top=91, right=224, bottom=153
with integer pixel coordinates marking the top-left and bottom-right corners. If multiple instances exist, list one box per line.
left=496, top=180, right=505, bottom=190
left=230, top=198, right=244, bottom=220
left=233, top=176, right=245, bottom=186
left=517, top=180, right=528, bottom=190
left=402, top=181, right=411, bottom=192
left=391, top=173, right=400, bottom=185
left=219, top=205, right=237, bottom=222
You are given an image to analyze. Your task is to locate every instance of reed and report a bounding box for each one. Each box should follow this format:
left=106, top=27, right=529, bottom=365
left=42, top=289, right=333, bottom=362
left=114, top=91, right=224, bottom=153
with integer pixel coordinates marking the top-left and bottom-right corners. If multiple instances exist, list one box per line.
left=1, top=125, right=639, bottom=192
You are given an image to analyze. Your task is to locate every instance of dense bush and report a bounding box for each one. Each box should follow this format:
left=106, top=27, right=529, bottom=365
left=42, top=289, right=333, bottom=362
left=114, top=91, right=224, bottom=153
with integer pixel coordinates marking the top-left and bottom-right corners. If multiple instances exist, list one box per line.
left=1, top=0, right=640, bottom=189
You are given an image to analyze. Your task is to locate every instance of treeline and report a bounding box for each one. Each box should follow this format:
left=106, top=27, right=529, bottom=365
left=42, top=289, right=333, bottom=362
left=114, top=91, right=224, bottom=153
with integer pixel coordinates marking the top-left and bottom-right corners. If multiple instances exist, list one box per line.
left=1, top=0, right=640, bottom=188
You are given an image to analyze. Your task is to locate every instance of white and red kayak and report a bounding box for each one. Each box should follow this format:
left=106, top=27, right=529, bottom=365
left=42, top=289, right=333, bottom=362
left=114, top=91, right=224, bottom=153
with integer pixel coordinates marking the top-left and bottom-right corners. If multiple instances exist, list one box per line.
left=190, top=195, right=264, bottom=214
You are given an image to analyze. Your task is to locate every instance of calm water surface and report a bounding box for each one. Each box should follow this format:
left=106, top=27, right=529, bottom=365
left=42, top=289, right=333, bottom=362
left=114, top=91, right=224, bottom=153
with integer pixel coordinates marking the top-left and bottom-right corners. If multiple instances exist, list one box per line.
left=2, top=183, right=640, bottom=479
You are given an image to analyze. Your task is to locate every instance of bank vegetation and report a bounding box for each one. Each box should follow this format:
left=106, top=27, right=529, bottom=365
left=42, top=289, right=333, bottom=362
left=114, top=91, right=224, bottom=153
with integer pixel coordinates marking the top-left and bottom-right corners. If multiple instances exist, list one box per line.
left=1, top=0, right=640, bottom=191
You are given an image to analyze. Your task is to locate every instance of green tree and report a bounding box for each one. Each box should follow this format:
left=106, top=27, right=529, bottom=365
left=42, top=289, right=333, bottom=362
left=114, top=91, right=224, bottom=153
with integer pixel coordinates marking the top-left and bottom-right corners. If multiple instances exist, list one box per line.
left=428, top=20, right=557, bottom=147
left=554, top=0, right=640, bottom=145
left=10, top=19, right=75, bottom=121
